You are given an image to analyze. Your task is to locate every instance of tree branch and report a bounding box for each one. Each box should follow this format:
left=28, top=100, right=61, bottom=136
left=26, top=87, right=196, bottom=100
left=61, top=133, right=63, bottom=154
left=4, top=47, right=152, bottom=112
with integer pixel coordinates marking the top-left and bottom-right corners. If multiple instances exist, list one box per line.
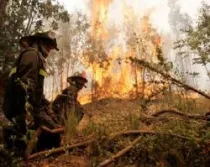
left=24, top=0, right=34, bottom=35
left=27, top=138, right=95, bottom=161
left=26, top=129, right=203, bottom=163
left=98, top=136, right=142, bottom=167
left=99, top=129, right=200, bottom=166
left=130, top=58, right=210, bottom=100
left=110, top=130, right=198, bottom=141
left=25, top=126, right=64, bottom=159
left=0, top=0, right=8, bottom=21
left=151, top=109, right=205, bottom=120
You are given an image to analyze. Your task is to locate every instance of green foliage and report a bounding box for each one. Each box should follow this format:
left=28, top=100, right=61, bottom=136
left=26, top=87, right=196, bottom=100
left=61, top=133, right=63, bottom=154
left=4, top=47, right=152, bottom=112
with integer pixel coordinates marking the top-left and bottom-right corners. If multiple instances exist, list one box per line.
left=156, top=46, right=173, bottom=72
left=0, top=148, right=23, bottom=167
left=0, top=0, right=69, bottom=78
left=88, top=116, right=210, bottom=167
left=175, top=3, right=210, bottom=75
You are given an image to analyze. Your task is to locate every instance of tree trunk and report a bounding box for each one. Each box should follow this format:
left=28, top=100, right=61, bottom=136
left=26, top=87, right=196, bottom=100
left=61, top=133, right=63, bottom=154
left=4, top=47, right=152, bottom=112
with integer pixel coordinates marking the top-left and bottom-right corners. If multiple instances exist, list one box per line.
left=91, top=66, right=96, bottom=102
left=51, top=75, right=55, bottom=100
left=134, top=65, right=138, bottom=99
left=66, top=61, right=70, bottom=78
left=0, top=0, right=8, bottom=21
left=0, top=0, right=9, bottom=112
left=60, top=47, right=64, bottom=91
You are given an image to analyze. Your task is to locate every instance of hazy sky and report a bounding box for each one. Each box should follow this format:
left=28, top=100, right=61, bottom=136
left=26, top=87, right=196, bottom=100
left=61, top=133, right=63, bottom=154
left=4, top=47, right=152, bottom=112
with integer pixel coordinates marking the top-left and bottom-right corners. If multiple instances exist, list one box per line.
left=56, top=0, right=210, bottom=90
left=58, top=0, right=209, bottom=33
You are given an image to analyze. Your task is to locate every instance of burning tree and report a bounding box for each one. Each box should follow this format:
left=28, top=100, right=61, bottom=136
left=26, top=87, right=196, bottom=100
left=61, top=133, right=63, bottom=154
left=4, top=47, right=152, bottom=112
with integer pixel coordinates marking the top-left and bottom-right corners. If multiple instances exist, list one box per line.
left=80, top=0, right=169, bottom=103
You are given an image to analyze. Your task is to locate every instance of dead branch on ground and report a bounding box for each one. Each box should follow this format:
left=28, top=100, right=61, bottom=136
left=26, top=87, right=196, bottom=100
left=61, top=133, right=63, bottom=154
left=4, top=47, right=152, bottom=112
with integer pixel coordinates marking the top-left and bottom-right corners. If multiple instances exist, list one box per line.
left=27, top=138, right=95, bottom=161
left=26, top=129, right=204, bottom=163
left=100, top=129, right=201, bottom=166
left=138, top=115, right=175, bottom=125
left=110, top=130, right=199, bottom=141
left=98, top=136, right=142, bottom=167
left=25, top=126, right=64, bottom=159
left=151, top=109, right=205, bottom=120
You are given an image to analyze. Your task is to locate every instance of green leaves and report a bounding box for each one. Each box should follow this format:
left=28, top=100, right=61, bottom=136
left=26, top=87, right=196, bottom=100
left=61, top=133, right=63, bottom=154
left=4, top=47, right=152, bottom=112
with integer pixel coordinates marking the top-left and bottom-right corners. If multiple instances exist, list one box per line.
left=175, top=3, right=210, bottom=70
left=0, top=0, right=70, bottom=78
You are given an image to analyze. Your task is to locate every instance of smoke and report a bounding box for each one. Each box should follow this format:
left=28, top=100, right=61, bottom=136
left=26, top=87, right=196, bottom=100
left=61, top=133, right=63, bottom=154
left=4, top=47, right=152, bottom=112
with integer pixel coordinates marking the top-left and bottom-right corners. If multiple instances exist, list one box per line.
left=167, top=0, right=210, bottom=90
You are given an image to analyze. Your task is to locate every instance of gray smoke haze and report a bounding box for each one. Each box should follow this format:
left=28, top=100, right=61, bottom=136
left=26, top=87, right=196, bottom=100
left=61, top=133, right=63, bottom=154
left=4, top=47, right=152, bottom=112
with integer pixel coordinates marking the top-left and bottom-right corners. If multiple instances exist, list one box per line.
left=58, top=0, right=210, bottom=91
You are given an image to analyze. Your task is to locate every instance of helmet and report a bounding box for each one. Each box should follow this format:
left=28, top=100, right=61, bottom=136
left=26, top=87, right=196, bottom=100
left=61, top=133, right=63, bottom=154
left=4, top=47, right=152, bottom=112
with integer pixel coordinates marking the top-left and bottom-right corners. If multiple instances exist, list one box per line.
left=67, top=71, right=88, bottom=88
left=19, top=31, right=59, bottom=50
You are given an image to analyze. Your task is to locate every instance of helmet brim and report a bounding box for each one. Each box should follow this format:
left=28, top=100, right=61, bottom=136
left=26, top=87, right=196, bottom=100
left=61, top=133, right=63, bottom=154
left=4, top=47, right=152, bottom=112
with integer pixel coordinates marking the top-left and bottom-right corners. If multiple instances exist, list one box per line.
left=68, top=76, right=88, bottom=82
left=19, top=35, right=59, bottom=51
left=67, top=76, right=88, bottom=88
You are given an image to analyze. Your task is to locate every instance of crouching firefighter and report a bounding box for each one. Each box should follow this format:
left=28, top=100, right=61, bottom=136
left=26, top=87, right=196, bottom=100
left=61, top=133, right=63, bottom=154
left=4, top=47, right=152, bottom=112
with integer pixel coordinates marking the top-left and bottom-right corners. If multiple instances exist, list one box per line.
left=2, top=31, right=60, bottom=156
left=52, top=72, right=88, bottom=126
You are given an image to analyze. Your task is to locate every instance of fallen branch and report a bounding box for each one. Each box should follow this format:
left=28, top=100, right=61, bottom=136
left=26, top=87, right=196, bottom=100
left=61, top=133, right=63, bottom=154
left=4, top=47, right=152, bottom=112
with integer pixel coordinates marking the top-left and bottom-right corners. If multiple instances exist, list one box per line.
left=28, top=138, right=95, bottom=161
left=110, top=130, right=198, bottom=141
left=40, top=126, right=64, bottom=134
left=98, top=136, right=142, bottom=167
left=25, top=126, right=64, bottom=159
left=130, top=57, right=210, bottom=100
left=99, top=129, right=199, bottom=166
left=151, top=109, right=205, bottom=120
left=138, top=115, right=172, bottom=125
left=27, top=129, right=203, bottom=162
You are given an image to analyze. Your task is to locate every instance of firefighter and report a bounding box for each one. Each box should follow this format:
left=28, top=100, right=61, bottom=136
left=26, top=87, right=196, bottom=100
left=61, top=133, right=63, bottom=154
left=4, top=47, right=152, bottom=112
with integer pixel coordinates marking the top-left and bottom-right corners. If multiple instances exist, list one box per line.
left=52, top=72, right=88, bottom=126
left=2, top=31, right=60, bottom=155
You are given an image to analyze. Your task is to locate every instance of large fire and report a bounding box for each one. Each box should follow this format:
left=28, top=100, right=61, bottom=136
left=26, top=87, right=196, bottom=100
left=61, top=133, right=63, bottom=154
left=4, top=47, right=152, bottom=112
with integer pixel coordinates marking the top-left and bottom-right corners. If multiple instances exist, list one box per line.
left=91, top=0, right=113, bottom=40
left=78, top=0, right=163, bottom=104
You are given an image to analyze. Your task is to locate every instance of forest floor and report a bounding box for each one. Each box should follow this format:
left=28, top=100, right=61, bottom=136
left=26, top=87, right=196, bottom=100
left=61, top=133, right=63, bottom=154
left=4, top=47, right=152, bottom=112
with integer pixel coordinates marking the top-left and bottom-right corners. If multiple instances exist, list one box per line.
left=1, top=95, right=210, bottom=167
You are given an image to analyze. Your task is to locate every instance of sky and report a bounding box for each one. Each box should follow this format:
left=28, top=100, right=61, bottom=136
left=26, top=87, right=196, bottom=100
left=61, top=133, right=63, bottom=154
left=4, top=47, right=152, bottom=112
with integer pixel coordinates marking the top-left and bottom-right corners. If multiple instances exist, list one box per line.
left=56, top=0, right=210, bottom=90
left=57, top=0, right=208, bottom=33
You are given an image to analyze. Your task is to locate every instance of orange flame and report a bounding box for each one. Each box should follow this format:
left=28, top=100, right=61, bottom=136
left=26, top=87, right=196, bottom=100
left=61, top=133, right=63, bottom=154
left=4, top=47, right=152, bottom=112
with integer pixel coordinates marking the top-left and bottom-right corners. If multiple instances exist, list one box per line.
left=78, top=1, right=164, bottom=104
left=91, top=0, right=113, bottom=40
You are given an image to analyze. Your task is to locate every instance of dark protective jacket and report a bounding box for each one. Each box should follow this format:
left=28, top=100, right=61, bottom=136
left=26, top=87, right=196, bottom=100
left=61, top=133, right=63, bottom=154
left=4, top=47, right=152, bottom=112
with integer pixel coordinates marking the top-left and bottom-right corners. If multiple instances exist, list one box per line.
left=52, top=85, right=85, bottom=125
left=3, top=47, right=57, bottom=129
left=17, top=48, right=46, bottom=104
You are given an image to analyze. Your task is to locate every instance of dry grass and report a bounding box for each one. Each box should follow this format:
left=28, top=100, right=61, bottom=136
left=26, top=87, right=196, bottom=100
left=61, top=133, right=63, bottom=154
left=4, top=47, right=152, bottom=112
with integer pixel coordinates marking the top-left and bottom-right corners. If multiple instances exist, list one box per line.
left=2, top=94, right=210, bottom=167
left=38, top=95, right=210, bottom=167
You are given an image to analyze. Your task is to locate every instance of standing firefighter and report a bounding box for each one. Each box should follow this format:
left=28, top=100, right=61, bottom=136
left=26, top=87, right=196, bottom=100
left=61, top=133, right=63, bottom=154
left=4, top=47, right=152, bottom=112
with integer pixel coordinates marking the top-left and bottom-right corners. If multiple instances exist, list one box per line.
left=2, top=31, right=59, bottom=155
left=52, top=72, right=88, bottom=126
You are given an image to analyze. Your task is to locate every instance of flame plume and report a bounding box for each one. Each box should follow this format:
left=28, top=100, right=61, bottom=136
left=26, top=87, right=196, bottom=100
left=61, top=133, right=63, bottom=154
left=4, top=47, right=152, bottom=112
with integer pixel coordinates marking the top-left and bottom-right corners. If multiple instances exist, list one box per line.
left=79, top=1, right=164, bottom=104
left=91, top=0, right=113, bottom=40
